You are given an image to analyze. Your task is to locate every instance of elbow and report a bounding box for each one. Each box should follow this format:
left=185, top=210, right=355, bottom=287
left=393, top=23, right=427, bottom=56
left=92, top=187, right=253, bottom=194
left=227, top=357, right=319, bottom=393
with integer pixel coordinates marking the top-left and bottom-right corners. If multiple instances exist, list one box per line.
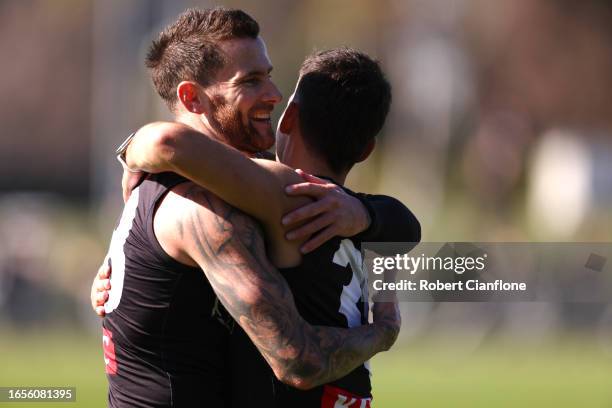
left=286, top=378, right=317, bottom=391
left=275, top=370, right=319, bottom=391
left=138, top=122, right=185, bottom=170
left=272, top=356, right=325, bottom=390
left=411, top=217, right=421, bottom=243
left=152, top=128, right=179, bottom=168
left=400, top=206, right=421, bottom=248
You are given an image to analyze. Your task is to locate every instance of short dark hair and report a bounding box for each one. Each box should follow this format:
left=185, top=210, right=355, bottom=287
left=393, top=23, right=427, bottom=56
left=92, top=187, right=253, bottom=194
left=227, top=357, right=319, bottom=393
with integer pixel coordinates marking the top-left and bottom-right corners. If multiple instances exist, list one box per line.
left=296, top=48, right=392, bottom=174
left=146, top=7, right=259, bottom=109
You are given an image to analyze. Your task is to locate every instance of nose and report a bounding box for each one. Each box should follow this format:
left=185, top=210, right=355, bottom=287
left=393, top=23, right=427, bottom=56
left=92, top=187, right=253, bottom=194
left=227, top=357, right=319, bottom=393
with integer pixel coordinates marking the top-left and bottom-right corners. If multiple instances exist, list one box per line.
left=262, top=79, right=282, bottom=106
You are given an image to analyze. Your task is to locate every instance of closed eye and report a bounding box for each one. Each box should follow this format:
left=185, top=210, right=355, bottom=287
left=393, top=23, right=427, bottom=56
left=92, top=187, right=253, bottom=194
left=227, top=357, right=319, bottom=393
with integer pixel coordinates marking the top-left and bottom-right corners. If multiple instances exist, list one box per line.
left=244, top=77, right=262, bottom=85
left=241, top=72, right=272, bottom=86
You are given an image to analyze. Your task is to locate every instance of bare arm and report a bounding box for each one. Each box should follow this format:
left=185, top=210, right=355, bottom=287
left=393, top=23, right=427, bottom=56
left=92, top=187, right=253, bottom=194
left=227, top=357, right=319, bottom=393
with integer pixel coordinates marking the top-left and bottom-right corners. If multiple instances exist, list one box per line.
left=127, top=122, right=315, bottom=266
left=124, top=122, right=372, bottom=261
left=126, top=121, right=308, bottom=230
left=161, top=183, right=399, bottom=390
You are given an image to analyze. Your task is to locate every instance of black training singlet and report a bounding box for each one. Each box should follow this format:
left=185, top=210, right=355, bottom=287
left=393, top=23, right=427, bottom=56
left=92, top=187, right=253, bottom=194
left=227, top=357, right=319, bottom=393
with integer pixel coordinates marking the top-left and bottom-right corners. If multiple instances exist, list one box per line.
left=275, top=234, right=373, bottom=405
left=102, top=172, right=232, bottom=407
left=229, top=187, right=421, bottom=407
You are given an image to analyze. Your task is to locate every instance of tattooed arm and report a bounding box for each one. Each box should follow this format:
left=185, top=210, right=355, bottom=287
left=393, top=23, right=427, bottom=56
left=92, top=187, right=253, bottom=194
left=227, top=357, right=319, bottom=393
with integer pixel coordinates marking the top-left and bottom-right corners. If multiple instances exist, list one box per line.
left=124, top=122, right=370, bottom=265
left=154, top=182, right=400, bottom=390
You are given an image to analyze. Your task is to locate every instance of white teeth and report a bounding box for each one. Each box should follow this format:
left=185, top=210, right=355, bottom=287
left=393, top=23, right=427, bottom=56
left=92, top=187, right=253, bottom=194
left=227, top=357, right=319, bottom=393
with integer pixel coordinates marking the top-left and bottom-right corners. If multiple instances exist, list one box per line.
left=252, top=112, right=271, bottom=120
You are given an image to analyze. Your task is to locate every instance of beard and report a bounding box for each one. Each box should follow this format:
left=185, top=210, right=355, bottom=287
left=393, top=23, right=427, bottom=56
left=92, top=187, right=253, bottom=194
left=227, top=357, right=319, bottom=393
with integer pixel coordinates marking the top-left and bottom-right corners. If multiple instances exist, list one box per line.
left=208, top=95, right=275, bottom=153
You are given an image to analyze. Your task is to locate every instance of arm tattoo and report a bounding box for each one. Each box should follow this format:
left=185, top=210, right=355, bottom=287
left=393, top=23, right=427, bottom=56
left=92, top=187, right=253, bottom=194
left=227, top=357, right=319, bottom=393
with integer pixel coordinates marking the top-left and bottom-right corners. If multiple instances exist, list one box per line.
left=179, top=185, right=394, bottom=389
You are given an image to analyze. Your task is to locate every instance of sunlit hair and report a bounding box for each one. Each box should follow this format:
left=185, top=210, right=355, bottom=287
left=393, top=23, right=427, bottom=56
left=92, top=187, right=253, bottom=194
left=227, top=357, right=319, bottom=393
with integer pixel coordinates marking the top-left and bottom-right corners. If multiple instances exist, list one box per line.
left=146, top=7, right=259, bottom=110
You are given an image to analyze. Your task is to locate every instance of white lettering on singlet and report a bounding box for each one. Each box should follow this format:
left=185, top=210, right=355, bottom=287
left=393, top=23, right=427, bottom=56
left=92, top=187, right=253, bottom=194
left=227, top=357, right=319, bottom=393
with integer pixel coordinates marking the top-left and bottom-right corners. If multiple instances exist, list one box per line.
left=332, top=239, right=372, bottom=375
left=333, top=239, right=366, bottom=328
left=334, top=394, right=357, bottom=407
left=104, top=188, right=140, bottom=314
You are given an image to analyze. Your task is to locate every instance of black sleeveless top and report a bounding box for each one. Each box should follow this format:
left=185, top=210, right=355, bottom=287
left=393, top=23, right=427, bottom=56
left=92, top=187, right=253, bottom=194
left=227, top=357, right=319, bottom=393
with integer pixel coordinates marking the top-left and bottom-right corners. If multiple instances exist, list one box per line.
left=229, top=185, right=421, bottom=407
left=103, top=172, right=231, bottom=407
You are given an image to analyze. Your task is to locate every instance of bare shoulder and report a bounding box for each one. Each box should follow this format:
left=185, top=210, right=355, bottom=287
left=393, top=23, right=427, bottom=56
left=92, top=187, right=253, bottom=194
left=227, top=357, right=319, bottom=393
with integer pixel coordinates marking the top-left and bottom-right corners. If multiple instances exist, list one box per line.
left=252, top=158, right=305, bottom=189
left=250, top=159, right=308, bottom=267
left=154, top=181, right=263, bottom=267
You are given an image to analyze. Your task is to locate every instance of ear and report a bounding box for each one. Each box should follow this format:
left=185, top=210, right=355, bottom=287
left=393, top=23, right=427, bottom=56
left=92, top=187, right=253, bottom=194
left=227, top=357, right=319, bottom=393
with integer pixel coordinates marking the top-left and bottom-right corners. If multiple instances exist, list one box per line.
left=176, top=81, right=209, bottom=114
left=356, top=138, right=376, bottom=163
left=279, top=101, right=299, bottom=134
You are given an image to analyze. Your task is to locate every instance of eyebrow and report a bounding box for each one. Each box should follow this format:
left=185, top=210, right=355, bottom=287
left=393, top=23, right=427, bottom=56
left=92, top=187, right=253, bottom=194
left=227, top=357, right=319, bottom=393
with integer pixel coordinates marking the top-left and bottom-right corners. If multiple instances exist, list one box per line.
left=237, top=66, right=273, bottom=80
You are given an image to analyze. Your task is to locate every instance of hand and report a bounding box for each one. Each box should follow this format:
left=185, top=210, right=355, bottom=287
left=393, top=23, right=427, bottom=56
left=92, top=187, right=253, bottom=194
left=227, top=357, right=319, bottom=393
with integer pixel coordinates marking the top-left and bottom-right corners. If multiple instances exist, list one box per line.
left=90, top=262, right=112, bottom=317
left=372, top=300, right=401, bottom=351
left=121, top=167, right=146, bottom=203
left=281, top=169, right=371, bottom=253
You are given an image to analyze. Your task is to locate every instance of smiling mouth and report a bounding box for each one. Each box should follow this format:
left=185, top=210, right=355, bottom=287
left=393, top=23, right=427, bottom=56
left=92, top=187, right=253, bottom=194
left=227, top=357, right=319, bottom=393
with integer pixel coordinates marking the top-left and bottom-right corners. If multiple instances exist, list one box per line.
left=251, top=116, right=270, bottom=123
left=251, top=109, right=272, bottom=122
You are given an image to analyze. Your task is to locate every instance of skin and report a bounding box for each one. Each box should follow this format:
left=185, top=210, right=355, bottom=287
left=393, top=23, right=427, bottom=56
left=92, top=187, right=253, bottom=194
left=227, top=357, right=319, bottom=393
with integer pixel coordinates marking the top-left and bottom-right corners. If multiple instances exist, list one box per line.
left=175, top=36, right=280, bottom=153
left=96, top=36, right=400, bottom=390
left=122, top=120, right=371, bottom=267
left=159, top=181, right=398, bottom=389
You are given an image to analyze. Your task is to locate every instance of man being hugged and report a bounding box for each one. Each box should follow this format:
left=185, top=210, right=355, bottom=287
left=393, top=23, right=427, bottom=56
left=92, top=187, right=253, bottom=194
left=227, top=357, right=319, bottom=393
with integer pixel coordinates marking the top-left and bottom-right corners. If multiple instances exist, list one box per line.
left=93, top=7, right=419, bottom=408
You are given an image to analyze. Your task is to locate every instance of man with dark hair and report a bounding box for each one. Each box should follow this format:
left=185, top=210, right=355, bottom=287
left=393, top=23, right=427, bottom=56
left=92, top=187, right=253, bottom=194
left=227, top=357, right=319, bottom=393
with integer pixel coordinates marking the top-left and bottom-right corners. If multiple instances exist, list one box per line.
left=289, top=48, right=391, bottom=175
left=93, top=7, right=414, bottom=408
left=96, top=43, right=420, bottom=406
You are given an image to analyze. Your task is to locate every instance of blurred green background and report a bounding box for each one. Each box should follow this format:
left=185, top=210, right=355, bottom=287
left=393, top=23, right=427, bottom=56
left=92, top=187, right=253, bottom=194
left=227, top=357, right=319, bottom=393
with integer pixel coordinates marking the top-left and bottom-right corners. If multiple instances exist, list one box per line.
left=2, top=329, right=611, bottom=407
left=1, top=0, right=612, bottom=406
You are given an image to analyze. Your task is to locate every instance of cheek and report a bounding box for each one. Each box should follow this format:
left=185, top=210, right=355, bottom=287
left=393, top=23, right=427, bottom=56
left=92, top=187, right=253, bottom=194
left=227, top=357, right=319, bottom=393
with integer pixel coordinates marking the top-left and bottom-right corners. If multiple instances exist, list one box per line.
left=235, top=96, right=255, bottom=123
left=234, top=88, right=257, bottom=105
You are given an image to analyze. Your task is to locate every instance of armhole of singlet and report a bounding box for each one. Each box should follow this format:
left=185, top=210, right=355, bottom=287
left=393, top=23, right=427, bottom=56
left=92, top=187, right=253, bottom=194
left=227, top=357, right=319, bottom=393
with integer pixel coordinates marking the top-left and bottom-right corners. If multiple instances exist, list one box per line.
left=145, top=180, right=200, bottom=272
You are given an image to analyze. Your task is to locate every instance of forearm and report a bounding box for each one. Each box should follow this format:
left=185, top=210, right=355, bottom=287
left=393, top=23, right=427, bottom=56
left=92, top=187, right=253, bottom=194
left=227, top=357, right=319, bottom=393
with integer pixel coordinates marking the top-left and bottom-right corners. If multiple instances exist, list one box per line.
left=216, top=273, right=390, bottom=389
left=126, top=122, right=244, bottom=181
left=127, top=122, right=297, bottom=227
left=215, top=273, right=389, bottom=389
left=181, top=188, right=390, bottom=389
left=297, top=321, right=393, bottom=388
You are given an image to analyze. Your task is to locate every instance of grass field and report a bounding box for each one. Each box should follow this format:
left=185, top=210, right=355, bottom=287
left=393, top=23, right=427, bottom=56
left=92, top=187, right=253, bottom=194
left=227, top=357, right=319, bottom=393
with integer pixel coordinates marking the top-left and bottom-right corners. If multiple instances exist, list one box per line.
left=1, top=330, right=611, bottom=407
left=371, top=338, right=612, bottom=407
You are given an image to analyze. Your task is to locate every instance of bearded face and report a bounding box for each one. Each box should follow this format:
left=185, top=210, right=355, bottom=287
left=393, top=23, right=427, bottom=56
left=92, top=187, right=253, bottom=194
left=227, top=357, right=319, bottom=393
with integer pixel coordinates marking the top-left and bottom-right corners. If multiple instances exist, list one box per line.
left=208, top=94, right=276, bottom=154
left=195, top=37, right=281, bottom=153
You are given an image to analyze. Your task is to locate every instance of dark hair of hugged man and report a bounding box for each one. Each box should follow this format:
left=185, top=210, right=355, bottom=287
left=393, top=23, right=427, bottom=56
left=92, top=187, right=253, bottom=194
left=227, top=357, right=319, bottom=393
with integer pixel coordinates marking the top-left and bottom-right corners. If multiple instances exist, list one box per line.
left=296, top=48, right=392, bottom=174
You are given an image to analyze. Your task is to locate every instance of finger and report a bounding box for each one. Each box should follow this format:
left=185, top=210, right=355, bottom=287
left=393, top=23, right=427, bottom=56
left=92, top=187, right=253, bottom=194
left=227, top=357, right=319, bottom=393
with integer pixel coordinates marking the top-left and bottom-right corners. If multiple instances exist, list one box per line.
left=300, top=225, right=337, bottom=254
left=122, top=171, right=145, bottom=203
left=285, top=182, right=330, bottom=198
left=96, top=278, right=111, bottom=292
left=96, top=290, right=109, bottom=305
left=128, top=172, right=145, bottom=190
left=97, top=263, right=111, bottom=279
left=295, top=169, right=327, bottom=184
left=95, top=306, right=106, bottom=317
left=282, top=200, right=333, bottom=226
left=286, top=213, right=335, bottom=241
left=122, top=171, right=131, bottom=204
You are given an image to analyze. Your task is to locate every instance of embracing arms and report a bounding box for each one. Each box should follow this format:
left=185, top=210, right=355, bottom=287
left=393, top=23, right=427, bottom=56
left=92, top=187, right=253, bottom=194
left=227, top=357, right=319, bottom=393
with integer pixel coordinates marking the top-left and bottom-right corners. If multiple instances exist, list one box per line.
left=125, top=122, right=298, bottom=229
left=158, top=182, right=399, bottom=390
left=123, top=122, right=371, bottom=262
left=93, top=124, right=421, bottom=315
left=124, top=121, right=422, bottom=253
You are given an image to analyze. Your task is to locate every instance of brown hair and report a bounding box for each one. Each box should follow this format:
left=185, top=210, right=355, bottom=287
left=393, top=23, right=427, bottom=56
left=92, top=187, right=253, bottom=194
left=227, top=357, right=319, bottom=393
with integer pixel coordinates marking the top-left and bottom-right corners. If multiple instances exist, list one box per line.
left=146, top=7, right=259, bottom=109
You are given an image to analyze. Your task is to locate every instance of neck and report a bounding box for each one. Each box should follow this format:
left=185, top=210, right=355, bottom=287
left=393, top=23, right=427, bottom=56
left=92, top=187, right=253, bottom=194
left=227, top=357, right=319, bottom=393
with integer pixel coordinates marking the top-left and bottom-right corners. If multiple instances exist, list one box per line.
left=284, top=152, right=347, bottom=185
left=176, top=112, right=216, bottom=139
